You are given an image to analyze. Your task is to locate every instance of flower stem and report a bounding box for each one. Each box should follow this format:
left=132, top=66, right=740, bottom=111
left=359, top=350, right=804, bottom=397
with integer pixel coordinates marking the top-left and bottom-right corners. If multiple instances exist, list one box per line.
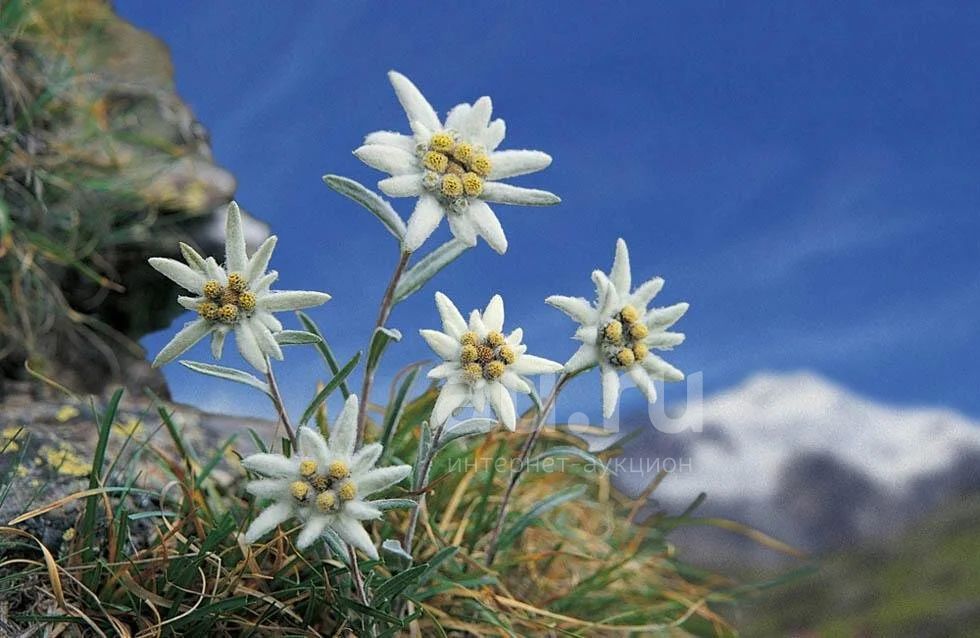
left=348, top=547, right=374, bottom=634
left=403, top=423, right=444, bottom=554
left=265, top=359, right=297, bottom=450
left=484, top=373, right=570, bottom=566
left=356, top=250, right=411, bottom=448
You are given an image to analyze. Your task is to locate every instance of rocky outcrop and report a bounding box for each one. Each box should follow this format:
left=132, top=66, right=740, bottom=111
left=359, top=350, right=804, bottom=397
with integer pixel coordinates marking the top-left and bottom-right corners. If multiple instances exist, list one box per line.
left=0, top=0, right=266, bottom=397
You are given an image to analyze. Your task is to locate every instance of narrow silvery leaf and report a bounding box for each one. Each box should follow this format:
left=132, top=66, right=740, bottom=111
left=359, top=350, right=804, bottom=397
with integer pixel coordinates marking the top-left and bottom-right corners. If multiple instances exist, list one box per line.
left=381, top=364, right=421, bottom=452
left=323, top=174, right=406, bottom=240
left=274, top=330, right=323, bottom=345
left=322, top=527, right=351, bottom=564
left=438, top=418, right=498, bottom=448
left=299, top=351, right=361, bottom=426
left=381, top=538, right=414, bottom=563
left=498, top=485, right=587, bottom=550
left=367, top=326, right=402, bottom=370
left=528, top=446, right=605, bottom=472
left=414, top=421, right=434, bottom=487
left=373, top=499, right=418, bottom=511
left=178, top=360, right=271, bottom=397
left=392, top=238, right=469, bottom=304
left=296, top=311, right=351, bottom=399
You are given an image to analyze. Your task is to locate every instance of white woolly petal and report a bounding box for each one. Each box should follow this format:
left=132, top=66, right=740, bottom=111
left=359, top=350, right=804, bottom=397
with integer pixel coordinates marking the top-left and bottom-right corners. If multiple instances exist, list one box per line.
left=246, top=236, right=278, bottom=283
left=506, top=327, right=523, bottom=345
left=249, top=318, right=283, bottom=361
left=354, top=145, right=417, bottom=176
left=242, top=453, right=296, bottom=477
left=545, top=295, right=595, bottom=324
left=629, top=277, right=666, bottom=309
left=351, top=444, right=383, bottom=475
left=482, top=118, right=506, bottom=151
left=333, top=515, right=379, bottom=560
left=364, top=130, right=417, bottom=153
left=645, top=303, right=690, bottom=329
left=468, top=201, right=508, bottom=254
left=235, top=322, right=267, bottom=372
left=210, top=329, right=227, bottom=359
left=447, top=212, right=477, bottom=246
left=344, top=501, right=382, bottom=520
left=488, top=150, right=552, bottom=180
left=420, top=329, right=459, bottom=361
left=428, top=361, right=458, bottom=379
left=358, top=465, right=411, bottom=496
left=485, top=382, right=516, bottom=430
left=610, top=238, right=632, bottom=294
left=444, top=102, right=471, bottom=131
left=259, top=291, right=331, bottom=312
left=403, top=195, right=445, bottom=253
left=252, top=271, right=277, bottom=294
left=379, top=174, right=423, bottom=197
left=244, top=501, right=292, bottom=544
left=204, top=257, right=226, bottom=284
left=472, top=385, right=487, bottom=412
left=575, top=325, right=599, bottom=345
left=298, top=425, right=330, bottom=464
left=432, top=383, right=471, bottom=426
left=481, top=182, right=561, bottom=206
left=225, top=202, right=248, bottom=274
left=482, top=295, right=505, bottom=333
left=628, top=366, right=657, bottom=403
left=464, top=96, right=493, bottom=139
left=500, top=371, right=531, bottom=394
left=148, top=257, right=206, bottom=293
left=645, top=332, right=686, bottom=349
left=329, top=394, right=360, bottom=459
left=468, top=309, right=487, bottom=335
left=179, top=242, right=207, bottom=272
left=388, top=71, right=441, bottom=132
left=510, top=354, right=563, bottom=376
left=593, top=271, right=620, bottom=317
left=296, top=515, right=330, bottom=550
left=601, top=367, right=621, bottom=419
left=409, top=120, right=432, bottom=141
left=255, top=311, right=283, bottom=333
left=177, top=295, right=201, bottom=311
left=641, top=354, right=685, bottom=382
left=246, top=479, right=287, bottom=499
left=564, top=344, right=598, bottom=373
left=434, top=292, right=468, bottom=338
left=152, top=319, right=212, bottom=367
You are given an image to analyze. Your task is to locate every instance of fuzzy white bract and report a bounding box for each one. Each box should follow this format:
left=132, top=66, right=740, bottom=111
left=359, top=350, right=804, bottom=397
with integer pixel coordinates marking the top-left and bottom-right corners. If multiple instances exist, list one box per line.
left=547, top=239, right=689, bottom=419
left=422, top=292, right=562, bottom=430
left=355, top=71, right=560, bottom=255
left=149, top=201, right=330, bottom=373
left=240, top=394, right=410, bottom=558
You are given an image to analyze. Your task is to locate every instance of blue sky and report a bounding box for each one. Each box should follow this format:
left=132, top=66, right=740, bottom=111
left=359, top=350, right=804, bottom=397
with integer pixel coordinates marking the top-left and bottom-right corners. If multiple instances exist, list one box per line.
left=121, top=2, right=980, bottom=422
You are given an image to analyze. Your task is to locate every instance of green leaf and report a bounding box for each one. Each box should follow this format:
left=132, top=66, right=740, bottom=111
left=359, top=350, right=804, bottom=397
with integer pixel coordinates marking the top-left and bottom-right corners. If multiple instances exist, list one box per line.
left=373, top=564, right=428, bottom=603
left=274, top=329, right=323, bottom=345
left=178, top=361, right=271, bottom=396
left=367, top=326, right=402, bottom=371
left=296, top=311, right=351, bottom=398
left=392, top=238, right=469, bottom=304
left=416, top=545, right=458, bottom=587
left=299, top=351, right=361, bottom=425
left=323, top=174, right=406, bottom=241
left=528, top=446, right=605, bottom=472
left=380, top=364, right=422, bottom=451
left=438, top=418, right=498, bottom=448
left=414, top=421, right=434, bottom=487
left=497, top=485, right=587, bottom=550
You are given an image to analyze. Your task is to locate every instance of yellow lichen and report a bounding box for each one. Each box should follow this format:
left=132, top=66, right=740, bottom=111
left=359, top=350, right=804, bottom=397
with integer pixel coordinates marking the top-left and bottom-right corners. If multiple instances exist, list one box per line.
left=56, top=405, right=80, bottom=422
left=39, top=444, right=92, bottom=477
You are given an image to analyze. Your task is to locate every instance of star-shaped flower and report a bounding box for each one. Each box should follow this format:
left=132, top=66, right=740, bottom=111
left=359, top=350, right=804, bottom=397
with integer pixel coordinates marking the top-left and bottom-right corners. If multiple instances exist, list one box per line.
left=422, top=292, right=562, bottom=430
left=241, top=394, right=411, bottom=558
left=355, top=71, right=560, bottom=255
left=546, top=239, right=689, bottom=419
left=149, top=201, right=330, bottom=373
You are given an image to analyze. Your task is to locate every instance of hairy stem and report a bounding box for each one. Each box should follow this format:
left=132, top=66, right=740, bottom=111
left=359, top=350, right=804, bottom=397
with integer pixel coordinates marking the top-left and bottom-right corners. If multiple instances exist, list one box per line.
left=356, top=250, right=411, bottom=447
left=348, top=548, right=374, bottom=634
left=403, top=423, right=444, bottom=554
left=265, top=358, right=297, bottom=450
left=484, top=373, right=570, bottom=566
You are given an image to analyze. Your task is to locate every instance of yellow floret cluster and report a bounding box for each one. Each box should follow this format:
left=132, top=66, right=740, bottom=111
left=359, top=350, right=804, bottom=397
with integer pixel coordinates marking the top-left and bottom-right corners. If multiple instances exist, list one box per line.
left=419, top=132, right=492, bottom=205
left=601, top=305, right=649, bottom=368
left=288, top=458, right=358, bottom=513
left=197, top=273, right=256, bottom=323
left=459, top=330, right=515, bottom=382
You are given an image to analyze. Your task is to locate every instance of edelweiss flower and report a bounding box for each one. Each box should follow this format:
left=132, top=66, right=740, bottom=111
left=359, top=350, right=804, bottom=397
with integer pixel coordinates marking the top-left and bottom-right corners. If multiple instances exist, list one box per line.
left=422, top=292, right=562, bottom=430
left=546, top=239, right=689, bottom=419
left=355, top=71, right=560, bottom=255
left=241, top=394, right=411, bottom=558
left=149, top=201, right=330, bottom=373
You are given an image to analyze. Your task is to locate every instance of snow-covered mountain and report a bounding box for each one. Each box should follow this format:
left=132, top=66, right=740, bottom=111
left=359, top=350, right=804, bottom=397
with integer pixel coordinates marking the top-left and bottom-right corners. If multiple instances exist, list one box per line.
left=611, top=371, right=980, bottom=557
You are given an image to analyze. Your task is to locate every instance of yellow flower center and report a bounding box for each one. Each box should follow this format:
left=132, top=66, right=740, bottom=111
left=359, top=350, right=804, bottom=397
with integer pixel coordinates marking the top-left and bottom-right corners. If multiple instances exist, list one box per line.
left=290, top=481, right=310, bottom=502
left=316, top=490, right=337, bottom=512
left=602, top=306, right=648, bottom=367
left=196, top=273, right=257, bottom=324
left=459, top=331, right=515, bottom=384
left=327, top=459, right=350, bottom=480
left=299, top=459, right=318, bottom=477
left=337, top=480, right=357, bottom=502
left=418, top=131, right=492, bottom=211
